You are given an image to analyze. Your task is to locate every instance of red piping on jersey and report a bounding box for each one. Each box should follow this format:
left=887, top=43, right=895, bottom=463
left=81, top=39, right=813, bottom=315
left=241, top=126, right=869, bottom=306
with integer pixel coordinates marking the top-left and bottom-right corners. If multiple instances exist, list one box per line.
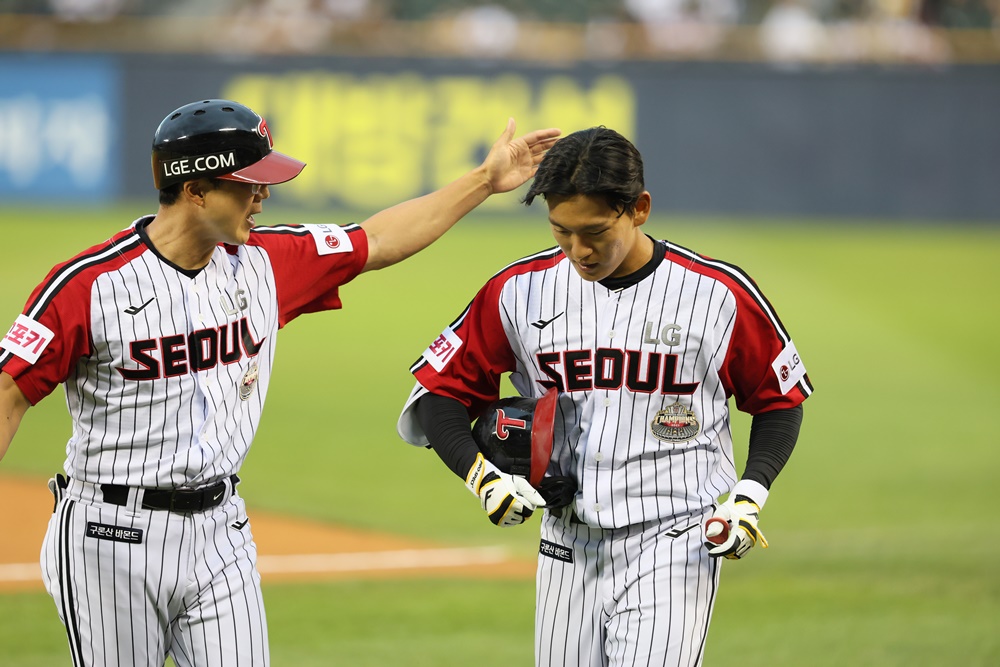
left=1, top=227, right=148, bottom=401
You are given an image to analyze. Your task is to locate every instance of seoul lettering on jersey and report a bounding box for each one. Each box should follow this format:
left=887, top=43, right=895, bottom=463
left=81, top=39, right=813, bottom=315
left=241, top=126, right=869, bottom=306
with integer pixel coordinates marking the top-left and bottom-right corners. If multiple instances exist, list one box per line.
left=116, top=316, right=265, bottom=380
left=529, top=319, right=699, bottom=395
left=535, top=347, right=700, bottom=394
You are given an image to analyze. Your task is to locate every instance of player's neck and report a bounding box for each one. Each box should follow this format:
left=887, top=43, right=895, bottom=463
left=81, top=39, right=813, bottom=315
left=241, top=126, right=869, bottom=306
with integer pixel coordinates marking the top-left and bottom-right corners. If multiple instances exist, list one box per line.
left=614, top=232, right=655, bottom=278
left=146, top=208, right=218, bottom=271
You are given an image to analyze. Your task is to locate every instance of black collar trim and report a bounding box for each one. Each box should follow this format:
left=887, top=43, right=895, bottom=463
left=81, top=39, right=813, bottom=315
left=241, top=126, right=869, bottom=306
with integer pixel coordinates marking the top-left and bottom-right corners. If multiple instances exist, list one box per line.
left=135, top=216, right=203, bottom=279
left=598, top=236, right=666, bottom=291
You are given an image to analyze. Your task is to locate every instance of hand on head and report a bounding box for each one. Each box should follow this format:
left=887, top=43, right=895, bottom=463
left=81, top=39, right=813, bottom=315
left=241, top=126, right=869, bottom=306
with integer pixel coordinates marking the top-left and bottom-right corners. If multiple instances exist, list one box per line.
left=482, top=119, right=561, bottom=195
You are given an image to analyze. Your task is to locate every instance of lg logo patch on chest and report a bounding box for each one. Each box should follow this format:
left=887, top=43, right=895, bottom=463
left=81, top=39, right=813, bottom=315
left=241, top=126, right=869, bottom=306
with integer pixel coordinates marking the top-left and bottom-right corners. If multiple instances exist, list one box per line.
left=86, top=522, right=144, bottom=544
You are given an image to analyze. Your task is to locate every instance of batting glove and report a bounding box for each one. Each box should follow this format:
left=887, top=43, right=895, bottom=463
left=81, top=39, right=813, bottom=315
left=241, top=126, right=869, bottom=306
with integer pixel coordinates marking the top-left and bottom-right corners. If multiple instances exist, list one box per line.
left=705, top=480, right=770, bottom=560
left=465, top=453, right=546, bottom=527
left=537, top=475, right=577, bottom=509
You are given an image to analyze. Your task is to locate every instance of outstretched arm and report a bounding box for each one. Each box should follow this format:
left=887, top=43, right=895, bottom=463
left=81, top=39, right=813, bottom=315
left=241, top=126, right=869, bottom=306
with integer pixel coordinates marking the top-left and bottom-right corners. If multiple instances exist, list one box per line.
left=360, top=119, right=560, bottom=272
left=0, top=372, right=30, bottom=463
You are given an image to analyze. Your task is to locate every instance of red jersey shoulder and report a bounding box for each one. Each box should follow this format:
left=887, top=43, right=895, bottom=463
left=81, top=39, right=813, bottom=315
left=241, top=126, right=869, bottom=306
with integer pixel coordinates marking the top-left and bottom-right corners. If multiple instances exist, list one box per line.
left=243, top=222, right=366, bottom=257
left=1, top=225, right=147, bottom=400
left=476, top=246, right=565, bottom=297
left=492, top=246, right=564, bottom=280
left=444, top=246, right=564, bottom=338
left=661, top=240, right=790, bottom=342
left=20, top=226, right=147, bottom=318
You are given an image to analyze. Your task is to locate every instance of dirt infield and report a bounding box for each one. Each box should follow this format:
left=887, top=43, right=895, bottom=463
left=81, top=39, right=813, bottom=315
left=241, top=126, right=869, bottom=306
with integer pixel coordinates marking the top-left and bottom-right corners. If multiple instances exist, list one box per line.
left=0, top=474, right=534, bottom=592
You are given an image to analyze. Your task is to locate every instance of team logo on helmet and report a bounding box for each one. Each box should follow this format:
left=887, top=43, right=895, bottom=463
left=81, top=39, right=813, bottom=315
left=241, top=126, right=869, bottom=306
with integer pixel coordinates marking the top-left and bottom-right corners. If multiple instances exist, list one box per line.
left=256, top=117, right=274, bottom=149
left=239, top=361, right=259, bottom=401
left=650, top=402, right=699, bottom=443
left=494, top=409, right=527, bottom=440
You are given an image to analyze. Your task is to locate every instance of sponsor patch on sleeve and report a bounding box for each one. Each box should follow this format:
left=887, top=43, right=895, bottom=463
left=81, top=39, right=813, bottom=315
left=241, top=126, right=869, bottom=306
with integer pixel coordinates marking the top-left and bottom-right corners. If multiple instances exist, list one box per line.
left=771, top=341, right=806, bottom=395
left=421, top=326, right=463, bottom=372
left=1, top=314, right=55, bottom=365
left=305, top=224, right=354, bottom=256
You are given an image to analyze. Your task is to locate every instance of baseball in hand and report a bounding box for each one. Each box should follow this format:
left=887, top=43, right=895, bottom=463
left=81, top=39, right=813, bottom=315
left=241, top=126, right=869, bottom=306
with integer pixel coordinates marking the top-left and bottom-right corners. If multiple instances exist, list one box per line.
left=705, top=517, right=731, bottom=545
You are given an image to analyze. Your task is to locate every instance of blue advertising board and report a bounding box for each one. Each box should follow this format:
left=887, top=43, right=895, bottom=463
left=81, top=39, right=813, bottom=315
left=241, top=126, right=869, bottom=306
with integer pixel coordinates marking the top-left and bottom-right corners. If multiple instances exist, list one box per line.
left=2, top=51, right=996, bottom=219
left=0, top=55, right=120, bottom=202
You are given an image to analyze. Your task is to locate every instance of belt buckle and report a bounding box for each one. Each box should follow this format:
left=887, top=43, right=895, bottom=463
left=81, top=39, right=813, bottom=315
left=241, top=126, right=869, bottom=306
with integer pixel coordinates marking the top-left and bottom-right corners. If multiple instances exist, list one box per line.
left=166, top=489, right=199, bottom=512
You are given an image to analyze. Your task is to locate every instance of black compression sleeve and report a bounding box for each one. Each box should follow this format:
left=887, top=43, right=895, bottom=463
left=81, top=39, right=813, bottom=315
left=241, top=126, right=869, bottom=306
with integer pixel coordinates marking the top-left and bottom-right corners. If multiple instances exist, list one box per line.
left=742, top=404, right=803, bottom=489
left=414, top=393, right=481, bottom=480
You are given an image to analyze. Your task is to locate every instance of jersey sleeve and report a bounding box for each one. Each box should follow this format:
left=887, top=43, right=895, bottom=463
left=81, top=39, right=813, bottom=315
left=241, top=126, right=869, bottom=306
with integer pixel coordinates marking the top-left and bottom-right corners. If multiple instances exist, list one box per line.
left=717, top=272, right=812, bottom=415
left=0, top=265, right=93, bottom=405
left=248, top=223, right=369, bottom=328
left=396, top=275, right=517, bottom=445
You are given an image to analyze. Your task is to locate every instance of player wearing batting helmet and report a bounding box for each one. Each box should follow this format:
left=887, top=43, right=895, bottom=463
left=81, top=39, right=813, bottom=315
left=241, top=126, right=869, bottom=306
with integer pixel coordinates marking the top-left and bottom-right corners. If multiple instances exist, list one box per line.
left=397, top=126, right=812, bottom=666
left=0, top=98, right=559, bottom=666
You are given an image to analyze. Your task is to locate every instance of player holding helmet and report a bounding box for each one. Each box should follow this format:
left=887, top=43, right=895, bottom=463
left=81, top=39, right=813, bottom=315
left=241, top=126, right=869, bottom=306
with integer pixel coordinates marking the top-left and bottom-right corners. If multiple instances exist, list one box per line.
left=397, top=126, right=812, bottom=666
left=0, top=98, right=559, bottom=666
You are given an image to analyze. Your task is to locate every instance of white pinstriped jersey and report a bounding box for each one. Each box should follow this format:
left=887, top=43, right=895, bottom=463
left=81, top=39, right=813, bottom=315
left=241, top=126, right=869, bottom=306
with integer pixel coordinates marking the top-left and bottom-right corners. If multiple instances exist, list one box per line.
left=398, top=239, right=812, bottom=529
left=1, top=216, right=367, bottom=488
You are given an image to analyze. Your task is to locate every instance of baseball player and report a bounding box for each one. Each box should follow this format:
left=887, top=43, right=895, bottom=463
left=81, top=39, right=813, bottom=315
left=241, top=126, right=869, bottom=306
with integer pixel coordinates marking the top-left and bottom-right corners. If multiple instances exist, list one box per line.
left=397, top=127, right=812, bottom=666
left=0, top=98, right=559, bottom=667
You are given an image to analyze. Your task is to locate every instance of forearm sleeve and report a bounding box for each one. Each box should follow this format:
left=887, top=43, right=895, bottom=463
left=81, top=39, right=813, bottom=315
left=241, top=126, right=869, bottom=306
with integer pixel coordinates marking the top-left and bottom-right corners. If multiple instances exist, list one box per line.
left=414, top=393, right=481, bottom=480
left=742, top=404, right=803, bottom=489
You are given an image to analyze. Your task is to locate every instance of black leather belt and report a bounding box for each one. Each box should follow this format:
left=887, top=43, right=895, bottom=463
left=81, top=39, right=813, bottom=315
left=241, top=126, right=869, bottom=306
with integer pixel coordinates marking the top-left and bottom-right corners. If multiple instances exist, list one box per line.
left=101, top=475, right=239, bottom=512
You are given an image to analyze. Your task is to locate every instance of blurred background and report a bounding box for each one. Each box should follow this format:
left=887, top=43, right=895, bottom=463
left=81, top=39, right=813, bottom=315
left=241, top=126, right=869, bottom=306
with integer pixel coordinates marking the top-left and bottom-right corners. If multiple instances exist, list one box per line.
left=2, top=3, right=999, bottom=666
left=0, top=0, right=998, bottom=219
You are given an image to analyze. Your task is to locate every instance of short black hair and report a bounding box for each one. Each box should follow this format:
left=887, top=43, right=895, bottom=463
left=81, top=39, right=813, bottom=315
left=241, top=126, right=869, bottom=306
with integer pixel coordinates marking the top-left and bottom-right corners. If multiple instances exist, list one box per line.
left=524, top=126, right=645, bottom=216
left=158, top=178, right=226, bottom=206
left=159, top=183, right=183, bottom=206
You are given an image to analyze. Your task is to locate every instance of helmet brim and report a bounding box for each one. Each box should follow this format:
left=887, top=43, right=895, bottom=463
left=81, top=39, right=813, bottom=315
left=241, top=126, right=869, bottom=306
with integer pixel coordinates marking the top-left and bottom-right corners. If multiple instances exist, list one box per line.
left=529, top=387, right=558, bottom=487
left=217, top=150, right=306, bottom=185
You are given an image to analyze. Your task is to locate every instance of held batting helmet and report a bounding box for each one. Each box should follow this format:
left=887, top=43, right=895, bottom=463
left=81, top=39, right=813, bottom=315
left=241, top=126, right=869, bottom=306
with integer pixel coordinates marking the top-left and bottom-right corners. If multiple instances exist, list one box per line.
left=472, top=387, right=559, bottom=488
left=151, top=99, right=306, bottom=190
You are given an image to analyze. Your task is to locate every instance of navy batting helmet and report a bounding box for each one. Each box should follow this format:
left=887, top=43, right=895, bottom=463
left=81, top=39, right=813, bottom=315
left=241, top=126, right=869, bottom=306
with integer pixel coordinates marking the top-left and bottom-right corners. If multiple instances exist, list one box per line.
left=472, top=387, right=558, bottom=488
left=151, top=99, right=305, bottom=190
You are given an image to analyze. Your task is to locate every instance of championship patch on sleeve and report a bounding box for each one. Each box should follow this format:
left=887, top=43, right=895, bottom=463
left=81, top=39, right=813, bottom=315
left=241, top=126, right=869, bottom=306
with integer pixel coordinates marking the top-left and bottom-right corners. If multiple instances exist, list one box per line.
left=305, top=224, right=354, bottom=256
left=771, top=341, right=806, bottom=395
left=421, top=326, right=463, bottom=372
left=1, top=314, right=55, bottom=365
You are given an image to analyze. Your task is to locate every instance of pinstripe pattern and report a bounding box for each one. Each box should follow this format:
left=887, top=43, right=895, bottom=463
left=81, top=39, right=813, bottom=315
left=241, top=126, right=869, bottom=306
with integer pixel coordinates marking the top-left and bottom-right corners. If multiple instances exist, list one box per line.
left=398, top=238, right=811, bottom=667
left=63, top=236, right=278, bottom=487
left=536, top=510, right=719, bottom=667
left=41, top=481, right=267, bottom=666
left=405, top=242, right=784, bottom=528
left=15, top=217, right=367, bottom=666
left=1, top=231, right=145, bottom=346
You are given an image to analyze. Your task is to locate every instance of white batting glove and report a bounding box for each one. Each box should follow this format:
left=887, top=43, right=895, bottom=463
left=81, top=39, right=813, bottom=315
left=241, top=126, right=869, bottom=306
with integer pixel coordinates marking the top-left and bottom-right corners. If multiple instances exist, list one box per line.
left=705, top=480, right=770, bottom=560
left=465, top=452, right=546, bottom=527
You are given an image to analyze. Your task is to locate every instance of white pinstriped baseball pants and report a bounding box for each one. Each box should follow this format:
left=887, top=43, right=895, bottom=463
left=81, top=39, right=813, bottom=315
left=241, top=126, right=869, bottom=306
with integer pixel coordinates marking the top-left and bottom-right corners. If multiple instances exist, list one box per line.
left=40, top=478, right=269, bottom=666
left=535, top=508, right=720, bottom=667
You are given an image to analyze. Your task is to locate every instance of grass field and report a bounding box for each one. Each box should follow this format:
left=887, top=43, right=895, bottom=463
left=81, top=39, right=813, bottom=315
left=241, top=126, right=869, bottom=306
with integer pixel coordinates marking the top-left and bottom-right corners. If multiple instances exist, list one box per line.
left=1, top=204, right=998, bottom=665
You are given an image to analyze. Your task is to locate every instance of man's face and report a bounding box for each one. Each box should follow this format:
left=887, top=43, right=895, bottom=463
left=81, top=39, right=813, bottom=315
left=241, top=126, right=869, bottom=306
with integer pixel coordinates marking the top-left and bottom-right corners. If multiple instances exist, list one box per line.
left=203, top=179, right=269, bottom=245
left=546, top=192, right=651, bottom=282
